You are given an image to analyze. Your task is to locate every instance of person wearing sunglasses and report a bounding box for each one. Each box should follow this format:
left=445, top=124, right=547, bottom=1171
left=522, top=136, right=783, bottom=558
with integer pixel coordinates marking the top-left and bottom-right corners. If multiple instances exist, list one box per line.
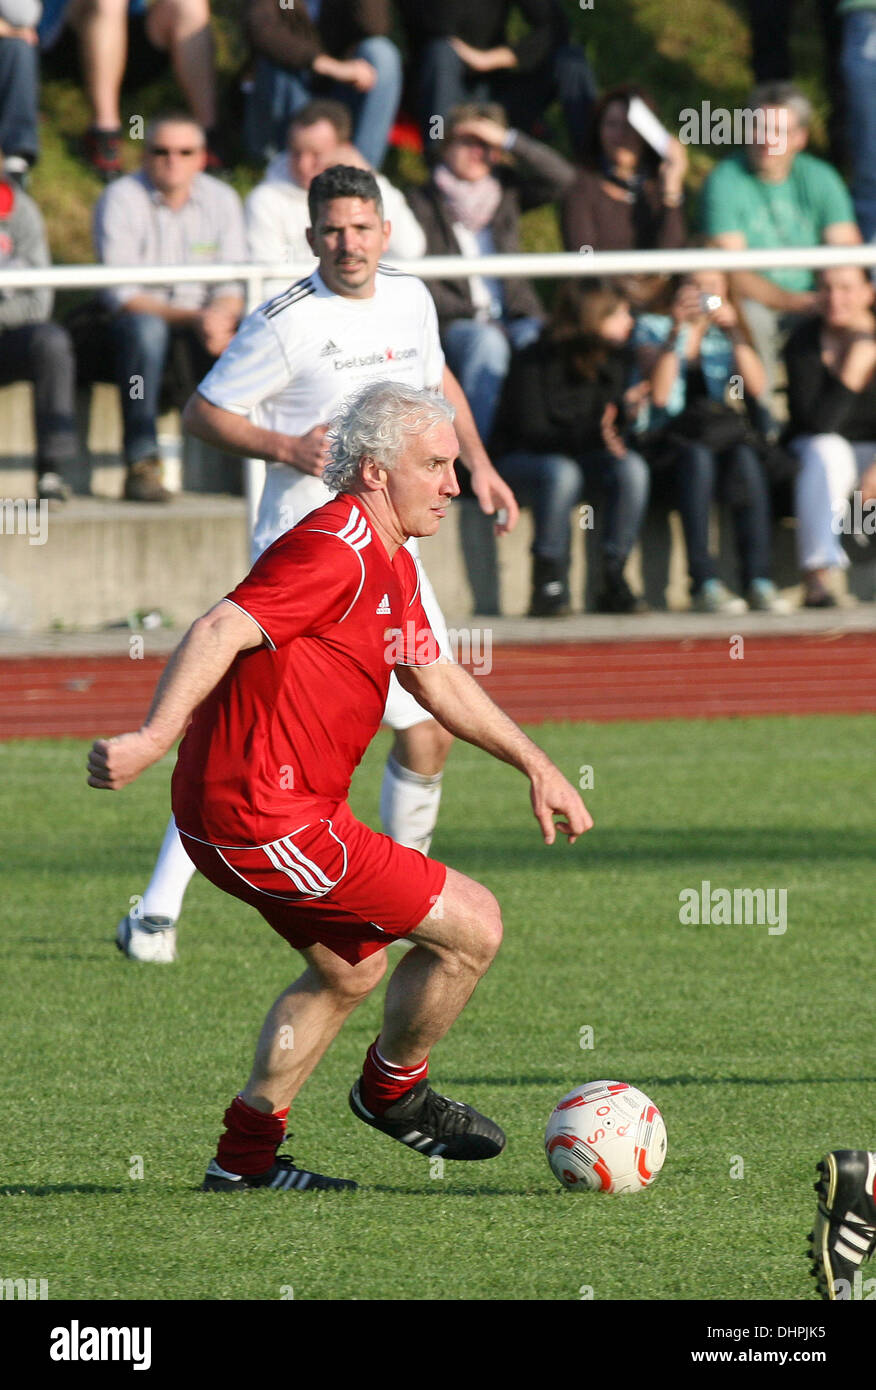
left=93, top=112, right=246, bottom=500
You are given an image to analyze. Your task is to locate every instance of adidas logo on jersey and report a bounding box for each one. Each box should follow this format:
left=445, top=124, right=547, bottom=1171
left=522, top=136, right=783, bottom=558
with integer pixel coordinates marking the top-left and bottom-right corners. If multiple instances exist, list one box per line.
left=320, top=339, right=341, bottom=357
left=376, top=594, right=392, bottom=614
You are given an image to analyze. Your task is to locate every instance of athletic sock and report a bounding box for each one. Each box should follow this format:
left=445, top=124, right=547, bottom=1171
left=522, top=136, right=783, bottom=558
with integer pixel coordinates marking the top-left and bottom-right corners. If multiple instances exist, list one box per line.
left=215, top=1095, right=290, bottom=1176
left=359, top=1038, right=429, bottom=1115
left=140, top=815, right=197, bottom=920
left=379, top=753, right=443, bottom=855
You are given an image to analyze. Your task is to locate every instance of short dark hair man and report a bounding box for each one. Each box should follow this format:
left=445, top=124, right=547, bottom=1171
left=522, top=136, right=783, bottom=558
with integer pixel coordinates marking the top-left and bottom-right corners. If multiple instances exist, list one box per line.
left=88, top=380, right=592, bottom=1189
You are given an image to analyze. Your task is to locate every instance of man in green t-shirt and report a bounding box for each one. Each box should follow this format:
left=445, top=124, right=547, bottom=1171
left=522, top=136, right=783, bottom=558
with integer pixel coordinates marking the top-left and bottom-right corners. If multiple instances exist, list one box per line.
left=702, top=81, right=860, bottom=419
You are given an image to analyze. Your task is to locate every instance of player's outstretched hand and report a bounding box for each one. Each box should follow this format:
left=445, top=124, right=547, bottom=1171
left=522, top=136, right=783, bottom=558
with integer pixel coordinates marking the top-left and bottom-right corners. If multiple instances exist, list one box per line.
left=469, top=463, right=520, bottom=534
left=529, top=764, right=593, bottom=846
left=87, top=730, right=164, bottom=791
left=291, top=424, right=332, bottom=477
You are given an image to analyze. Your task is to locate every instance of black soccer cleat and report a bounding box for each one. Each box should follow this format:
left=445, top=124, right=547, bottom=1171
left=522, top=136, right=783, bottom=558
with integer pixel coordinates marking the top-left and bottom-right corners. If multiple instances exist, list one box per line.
left=808, top=1150, right=876, bottom=1300
left=201, top=1154, right=357, bottom=1193
left=349, top=1077, right=505, bottom=1161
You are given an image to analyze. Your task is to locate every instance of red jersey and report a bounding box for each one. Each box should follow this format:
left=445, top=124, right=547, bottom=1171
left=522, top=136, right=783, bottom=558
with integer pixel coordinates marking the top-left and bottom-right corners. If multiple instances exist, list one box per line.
left=172, top=495, right=439, bottom=846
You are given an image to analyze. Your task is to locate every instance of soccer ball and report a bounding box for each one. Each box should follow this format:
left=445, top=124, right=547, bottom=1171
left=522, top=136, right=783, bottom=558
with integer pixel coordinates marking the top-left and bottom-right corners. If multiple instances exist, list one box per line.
left=545, top=1080, right=667, bottom=1194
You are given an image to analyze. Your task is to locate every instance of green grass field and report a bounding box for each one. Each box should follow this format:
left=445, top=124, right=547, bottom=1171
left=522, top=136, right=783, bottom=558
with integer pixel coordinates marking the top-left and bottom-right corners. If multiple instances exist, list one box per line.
left=2, top=714, right=874, bottom=1301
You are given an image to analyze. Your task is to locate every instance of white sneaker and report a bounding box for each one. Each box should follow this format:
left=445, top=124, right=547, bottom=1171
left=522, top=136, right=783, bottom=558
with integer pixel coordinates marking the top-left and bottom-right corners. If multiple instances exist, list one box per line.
left=691, top=579, right=747, bottom=615
left=746, top=579, right=793, bottom=614
left=116, top=913, right=177, bottom=963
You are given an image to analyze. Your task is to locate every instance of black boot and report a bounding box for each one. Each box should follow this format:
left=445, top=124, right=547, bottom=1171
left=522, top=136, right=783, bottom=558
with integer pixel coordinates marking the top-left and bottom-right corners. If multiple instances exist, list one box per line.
left=529, top=557, right=570, bottom=617
left=594, top=561, right=648, bottom=614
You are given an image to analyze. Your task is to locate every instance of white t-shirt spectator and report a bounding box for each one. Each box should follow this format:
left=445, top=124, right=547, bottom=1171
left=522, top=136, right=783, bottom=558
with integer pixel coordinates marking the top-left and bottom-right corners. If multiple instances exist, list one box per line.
left=245, top=155, right=426, bottom=301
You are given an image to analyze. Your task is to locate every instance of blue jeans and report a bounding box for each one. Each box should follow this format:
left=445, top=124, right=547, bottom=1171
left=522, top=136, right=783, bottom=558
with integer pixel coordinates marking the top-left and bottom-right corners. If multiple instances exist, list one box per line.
left=674, top=442, right=773, bottom=590
left=418, top=38, right=596, bottom=151
left=842, top=10, right=876, bottom=242
left=442, top=316, right=542, bottom=444
left=497, top=447, right=650, bottom=567
left=109, top=312, right=172, bottom=464
left=0, top=322, right=76, bottom=472
left=0, top=38, right=39, bottom=162
left=110, top=311, right=217, bottom=462
left=245, top=36, right=402, bottom=168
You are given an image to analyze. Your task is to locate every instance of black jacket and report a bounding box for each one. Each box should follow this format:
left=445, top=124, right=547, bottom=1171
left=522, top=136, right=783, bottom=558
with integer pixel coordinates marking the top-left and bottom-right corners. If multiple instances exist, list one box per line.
left=493, top=334, right=629, bottom=455
left=785, top=316, right=876, bottom=441
left=245, top=0, right=390, bottom=71
left=398, top=0, right=568, bottom=74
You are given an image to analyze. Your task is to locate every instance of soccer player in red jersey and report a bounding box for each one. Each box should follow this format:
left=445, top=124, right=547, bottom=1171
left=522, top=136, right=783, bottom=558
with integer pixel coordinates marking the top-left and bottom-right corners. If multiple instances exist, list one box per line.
left=114, top=163, right=518, bottom=963
left=88, top=381, right=592, bottom=1190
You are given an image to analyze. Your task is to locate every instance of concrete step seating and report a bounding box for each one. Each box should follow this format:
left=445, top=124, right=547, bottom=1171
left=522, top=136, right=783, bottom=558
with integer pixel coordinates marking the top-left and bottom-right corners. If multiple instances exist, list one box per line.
left=1, top=381, right=874, bottom=631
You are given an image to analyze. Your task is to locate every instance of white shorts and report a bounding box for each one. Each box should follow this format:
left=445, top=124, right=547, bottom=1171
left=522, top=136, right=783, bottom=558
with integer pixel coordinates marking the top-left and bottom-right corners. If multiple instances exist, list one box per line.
left=253, top=464, right=452, bottom=732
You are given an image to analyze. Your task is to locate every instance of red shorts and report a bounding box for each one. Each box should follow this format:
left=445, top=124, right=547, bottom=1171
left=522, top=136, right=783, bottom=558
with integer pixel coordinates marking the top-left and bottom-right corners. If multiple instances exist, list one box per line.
left=178, top=800, right=447, bottom=965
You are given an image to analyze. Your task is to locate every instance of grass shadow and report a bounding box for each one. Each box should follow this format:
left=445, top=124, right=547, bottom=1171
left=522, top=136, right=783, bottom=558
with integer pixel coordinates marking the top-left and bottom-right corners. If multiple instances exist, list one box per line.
left=0, top=1184, right=127, bottom=1197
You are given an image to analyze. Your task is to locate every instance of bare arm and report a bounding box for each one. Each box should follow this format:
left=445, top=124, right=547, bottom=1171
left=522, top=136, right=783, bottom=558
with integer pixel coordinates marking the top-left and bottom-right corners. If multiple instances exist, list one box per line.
left=648, top=333, right=683, bottom=408
left=838, top=334, right=876, bottom=392
left=440, top=364, right=519, bottom=532
left=396, top=661, right=593, bottom=845
left=117, top=295, right=202, bottom=325
left=824, top=221, right=862, bottom=247
left=86, top=601, right=263, bottom=790
left=712, top=234, right=818, bottom=313
left=182, top=391, right=331, bottom=475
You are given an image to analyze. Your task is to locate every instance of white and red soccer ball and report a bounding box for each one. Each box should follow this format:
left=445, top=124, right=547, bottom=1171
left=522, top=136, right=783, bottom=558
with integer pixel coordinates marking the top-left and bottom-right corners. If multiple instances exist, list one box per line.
left=545, top=1080, right=667, bottom=1194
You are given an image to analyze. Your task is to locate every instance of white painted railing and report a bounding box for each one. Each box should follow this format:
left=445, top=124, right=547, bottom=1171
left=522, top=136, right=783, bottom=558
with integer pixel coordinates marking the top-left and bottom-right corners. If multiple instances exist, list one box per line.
left=3, top=243, right=875, bottom=526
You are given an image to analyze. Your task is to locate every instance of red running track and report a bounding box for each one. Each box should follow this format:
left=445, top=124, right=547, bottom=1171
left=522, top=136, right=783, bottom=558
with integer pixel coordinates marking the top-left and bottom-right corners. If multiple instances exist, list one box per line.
left=1, top=633, right=874, bottom=738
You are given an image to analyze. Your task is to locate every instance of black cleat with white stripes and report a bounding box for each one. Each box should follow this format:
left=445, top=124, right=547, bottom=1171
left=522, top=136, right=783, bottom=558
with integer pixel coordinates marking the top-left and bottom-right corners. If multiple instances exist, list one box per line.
left=349, top=1077, right=505, bottom=1161
left=808, top=1150, right=876, bottom=1299
left=201, top=1155, right=357, bottom=1193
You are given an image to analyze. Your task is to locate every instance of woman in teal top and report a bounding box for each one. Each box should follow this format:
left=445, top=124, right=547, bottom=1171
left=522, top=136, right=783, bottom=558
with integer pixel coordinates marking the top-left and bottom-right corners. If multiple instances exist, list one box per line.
left=632, top=270, right=790, bottom=615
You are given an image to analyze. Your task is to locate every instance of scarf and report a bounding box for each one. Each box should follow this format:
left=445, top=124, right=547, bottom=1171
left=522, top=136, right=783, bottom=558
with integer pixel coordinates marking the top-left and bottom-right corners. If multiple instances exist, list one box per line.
left=433, top=163, right=503, bottom=232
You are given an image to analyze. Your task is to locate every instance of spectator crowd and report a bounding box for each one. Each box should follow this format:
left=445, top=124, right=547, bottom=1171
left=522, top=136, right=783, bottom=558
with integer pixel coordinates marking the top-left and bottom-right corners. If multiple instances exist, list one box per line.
left=1, top=0, right=875, bottom=614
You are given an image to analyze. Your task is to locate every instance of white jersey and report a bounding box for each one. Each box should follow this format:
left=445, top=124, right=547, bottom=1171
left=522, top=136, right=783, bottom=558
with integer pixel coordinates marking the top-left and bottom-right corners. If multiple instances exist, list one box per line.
left=199, top=263, right=443, bottom=447
left=196, top=261, right=451, bottom=729
left=199, top=263, right=445, bottom=550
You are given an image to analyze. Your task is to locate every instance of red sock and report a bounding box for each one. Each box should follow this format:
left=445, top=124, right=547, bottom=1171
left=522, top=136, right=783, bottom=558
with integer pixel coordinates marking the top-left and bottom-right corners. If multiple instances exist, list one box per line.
left=215, top=1095, right=290, bottom=1176
left=359, top=1038, right=428, bottom=1116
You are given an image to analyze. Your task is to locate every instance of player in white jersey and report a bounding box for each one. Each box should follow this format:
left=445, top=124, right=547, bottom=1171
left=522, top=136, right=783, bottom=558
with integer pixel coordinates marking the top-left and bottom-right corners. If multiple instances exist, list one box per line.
left=115, top=164, right=519, bottom=963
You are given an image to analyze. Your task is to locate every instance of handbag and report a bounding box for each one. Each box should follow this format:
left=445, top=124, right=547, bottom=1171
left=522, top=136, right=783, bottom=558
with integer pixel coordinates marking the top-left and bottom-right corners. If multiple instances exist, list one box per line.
left=664, top=397, right=749, bottom=453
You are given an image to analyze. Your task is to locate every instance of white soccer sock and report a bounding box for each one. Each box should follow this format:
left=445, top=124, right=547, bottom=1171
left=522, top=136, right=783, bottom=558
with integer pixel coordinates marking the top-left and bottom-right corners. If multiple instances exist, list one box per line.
left=379, top=753, right=443, bottom=855
left=140, top=815, right=197, bottom=921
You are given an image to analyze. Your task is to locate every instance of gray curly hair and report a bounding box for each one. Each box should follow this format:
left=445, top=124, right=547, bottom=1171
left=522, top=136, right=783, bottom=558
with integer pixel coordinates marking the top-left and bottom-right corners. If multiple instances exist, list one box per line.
left=324, top=381, right=456, bottom=493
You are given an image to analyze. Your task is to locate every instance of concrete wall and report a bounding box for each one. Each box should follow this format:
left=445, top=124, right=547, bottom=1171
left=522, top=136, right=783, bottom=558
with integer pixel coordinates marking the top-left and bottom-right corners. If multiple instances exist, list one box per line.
left=1, top=382, right=874, bottom=631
